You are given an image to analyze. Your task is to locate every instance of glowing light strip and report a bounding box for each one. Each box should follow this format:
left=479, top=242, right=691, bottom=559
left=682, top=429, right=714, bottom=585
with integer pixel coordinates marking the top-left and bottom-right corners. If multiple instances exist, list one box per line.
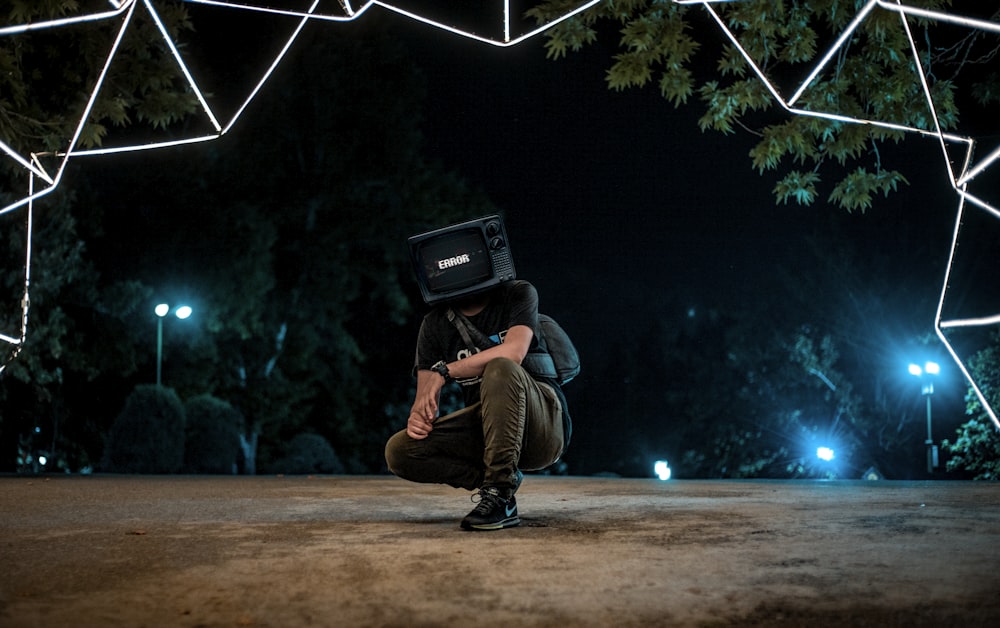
left=0, top=0, right=132, bottom=36
left=182, top=0, right=605, bottom=47
left=0, top=142, right=52, bottom=185
left=959, top=142, right=1000, bottom=186
left=701, top=3, right=972, bottom=146
left=933, top=194, right=1000, bottom=429
left=54, top=1, right=138, bottom=178
left=940, top=315, right=1000, bottom=329
left=895, top=0, right=958, bottom=187
left=876, top=0, right=1000, bottom=34
left=0, top=0, right=137, bottom=217
left=67, top=134, right=221, bottom=157
left=2, top=0, right=603, bottom=175
left=221, top=0, right=322, bottom=136
left=504, top=0, right=511, bottom=43
left=141, top=0, right=222, bottom=134
left=787, top=1, right=879, bottom=106
left=180, top=0, right=362, bottom=22
left=372, top=0, right=605, bottom=48
left=1, top=173, right=33, bottom=371
left=895, top=1, right=1000, bottom=429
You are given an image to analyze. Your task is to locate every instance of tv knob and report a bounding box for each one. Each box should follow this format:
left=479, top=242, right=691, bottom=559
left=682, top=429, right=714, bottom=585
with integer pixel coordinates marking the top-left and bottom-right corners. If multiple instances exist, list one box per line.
left=486, top=221, right=501, bottom=237
left=490, top=236, right=505, bottom=250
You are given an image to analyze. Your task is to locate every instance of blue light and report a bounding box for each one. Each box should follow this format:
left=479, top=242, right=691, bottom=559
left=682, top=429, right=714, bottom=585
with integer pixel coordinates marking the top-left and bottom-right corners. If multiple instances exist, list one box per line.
left=817, top=447, right=835, bottom=462
left=654, top=460, right=672, bottom=481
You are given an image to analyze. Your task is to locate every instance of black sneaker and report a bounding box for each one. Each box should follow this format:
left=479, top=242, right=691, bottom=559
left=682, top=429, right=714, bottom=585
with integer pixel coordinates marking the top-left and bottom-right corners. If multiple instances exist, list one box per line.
left=460, top=487, right=520, bottom=531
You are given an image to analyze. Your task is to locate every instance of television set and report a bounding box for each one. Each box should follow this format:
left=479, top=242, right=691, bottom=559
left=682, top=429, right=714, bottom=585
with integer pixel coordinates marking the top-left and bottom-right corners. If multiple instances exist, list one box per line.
left=408, top=215, right=516, bottom=305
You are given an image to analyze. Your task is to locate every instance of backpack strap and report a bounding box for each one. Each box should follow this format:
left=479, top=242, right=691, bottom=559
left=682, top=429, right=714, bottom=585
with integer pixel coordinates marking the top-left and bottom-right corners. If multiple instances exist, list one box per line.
left=446, top=308, right=496, bottom=353
left=447, top=308, right=560, bottom=381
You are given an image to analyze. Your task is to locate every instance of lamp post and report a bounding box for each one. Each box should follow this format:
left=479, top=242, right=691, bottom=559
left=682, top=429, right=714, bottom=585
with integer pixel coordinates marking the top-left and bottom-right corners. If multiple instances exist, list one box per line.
left=908, top=361, right=940, bottom=473
left=155, top=303, right=192, bottom=386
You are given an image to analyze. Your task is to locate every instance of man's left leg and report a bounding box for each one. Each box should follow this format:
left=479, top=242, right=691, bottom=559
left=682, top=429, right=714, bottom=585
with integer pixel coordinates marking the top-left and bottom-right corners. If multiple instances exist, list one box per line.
left=461, top=357, right=563, bottom=531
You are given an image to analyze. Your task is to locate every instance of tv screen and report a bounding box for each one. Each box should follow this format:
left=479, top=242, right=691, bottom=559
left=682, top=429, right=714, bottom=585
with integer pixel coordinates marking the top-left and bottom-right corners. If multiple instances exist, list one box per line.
left=408, top=215, right=516, bottom=304
left=417, top=228, right=493, bottom=293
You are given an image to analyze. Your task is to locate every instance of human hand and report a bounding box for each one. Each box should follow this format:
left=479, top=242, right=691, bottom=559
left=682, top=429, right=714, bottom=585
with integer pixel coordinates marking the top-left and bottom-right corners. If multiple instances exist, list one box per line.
left=406, top=412, right=435, bottom=440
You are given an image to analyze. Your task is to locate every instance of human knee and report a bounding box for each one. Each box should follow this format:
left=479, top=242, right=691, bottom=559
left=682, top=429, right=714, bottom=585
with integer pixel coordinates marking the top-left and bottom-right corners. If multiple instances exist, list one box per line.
left=384, top=431, right=410, bottom=477
left=482, top=357, right=520, bottom=386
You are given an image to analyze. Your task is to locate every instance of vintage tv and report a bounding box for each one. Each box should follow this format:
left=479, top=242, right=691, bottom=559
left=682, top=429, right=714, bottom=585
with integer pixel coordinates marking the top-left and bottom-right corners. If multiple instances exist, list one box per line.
left=408, top=215, right=516, bottom=305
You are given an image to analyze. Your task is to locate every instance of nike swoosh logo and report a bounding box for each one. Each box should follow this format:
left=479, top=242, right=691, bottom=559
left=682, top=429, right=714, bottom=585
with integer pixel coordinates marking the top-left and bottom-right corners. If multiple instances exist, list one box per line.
left=506, top=503, right=517, bottom=517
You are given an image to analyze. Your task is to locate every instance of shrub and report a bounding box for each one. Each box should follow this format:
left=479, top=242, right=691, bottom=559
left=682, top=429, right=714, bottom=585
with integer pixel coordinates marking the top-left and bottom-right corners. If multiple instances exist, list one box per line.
left=103, top=385, right=185, bottom=473
left=184, top=394, right=242, bottom=474
left=266, top=433, right=344, bottom=475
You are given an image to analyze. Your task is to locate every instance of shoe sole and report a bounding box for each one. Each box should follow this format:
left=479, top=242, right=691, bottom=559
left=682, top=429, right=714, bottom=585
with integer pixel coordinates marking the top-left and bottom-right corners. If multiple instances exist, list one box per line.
left=461, top=515, right=521, bottom=531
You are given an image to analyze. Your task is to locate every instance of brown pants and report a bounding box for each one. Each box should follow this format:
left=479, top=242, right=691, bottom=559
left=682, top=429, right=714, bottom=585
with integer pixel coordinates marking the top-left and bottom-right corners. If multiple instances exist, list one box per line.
left=384, top=358, right=564, bottom=494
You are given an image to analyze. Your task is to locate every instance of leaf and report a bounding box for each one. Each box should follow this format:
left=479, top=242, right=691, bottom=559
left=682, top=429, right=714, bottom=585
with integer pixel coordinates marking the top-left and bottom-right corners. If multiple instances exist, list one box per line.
left=659, top=67, right=693, bottom=107
left=773, top=170, right=821, bottom=206
left=828, top=167, right=907, bottom=212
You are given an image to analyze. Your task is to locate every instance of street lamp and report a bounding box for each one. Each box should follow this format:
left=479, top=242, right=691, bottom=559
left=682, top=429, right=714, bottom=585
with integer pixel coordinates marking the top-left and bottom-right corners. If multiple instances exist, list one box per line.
left=155, top=303, right=192, bottom=386
left=908, top=361, right=940, bottom=473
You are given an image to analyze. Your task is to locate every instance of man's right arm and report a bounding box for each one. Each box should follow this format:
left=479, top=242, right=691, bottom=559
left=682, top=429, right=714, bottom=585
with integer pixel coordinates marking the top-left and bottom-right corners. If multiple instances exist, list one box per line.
left=407, top=369, right=443, bottom=439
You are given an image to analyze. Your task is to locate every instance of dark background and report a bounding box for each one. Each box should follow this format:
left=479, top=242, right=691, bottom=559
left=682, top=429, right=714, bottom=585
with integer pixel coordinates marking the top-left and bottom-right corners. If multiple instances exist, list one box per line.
left=7, top=2, right=997, bottom=478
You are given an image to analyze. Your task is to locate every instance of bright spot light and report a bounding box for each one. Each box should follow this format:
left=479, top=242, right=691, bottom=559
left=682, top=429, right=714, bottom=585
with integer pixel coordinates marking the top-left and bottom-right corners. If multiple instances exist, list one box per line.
left=155, top=303, right=170, bottom=317
left=654, top=460, right=671, bottom=481
left=817, top=447, right=835, bottom=462
left=38, top=456, right=47, bottom=466
left=925, top=361, right=940, bottom=375
left=175, top=305, right=193, bottom=320
left=908, top=363, right=922, bottom=376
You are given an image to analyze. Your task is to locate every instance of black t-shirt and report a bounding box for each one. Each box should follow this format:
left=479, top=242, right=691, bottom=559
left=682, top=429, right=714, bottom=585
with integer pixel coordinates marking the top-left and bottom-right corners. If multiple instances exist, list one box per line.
left=413, top=280, right=572, bottom=449
left=414, top=280, right=541, bottom=406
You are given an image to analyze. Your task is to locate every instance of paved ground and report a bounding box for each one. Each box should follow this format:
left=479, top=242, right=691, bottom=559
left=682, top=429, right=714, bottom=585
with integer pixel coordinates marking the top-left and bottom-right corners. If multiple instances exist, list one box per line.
left=1, top=475, right=999, bottom=627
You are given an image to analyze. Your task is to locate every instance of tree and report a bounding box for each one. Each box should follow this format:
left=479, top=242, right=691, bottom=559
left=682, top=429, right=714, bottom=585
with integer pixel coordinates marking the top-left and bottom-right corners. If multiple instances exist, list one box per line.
left=943, top=330, right=1000, bottom=479
left=528, top=0, right=1000, bottom=211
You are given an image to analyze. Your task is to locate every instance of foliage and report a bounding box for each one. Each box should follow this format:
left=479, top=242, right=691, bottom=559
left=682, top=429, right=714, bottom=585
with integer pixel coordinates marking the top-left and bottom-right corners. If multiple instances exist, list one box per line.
left=0, top=0, right=199, bottom=155
left=264, top=432, right=344, bottom=475
left=528, top=0, right=999, bottom=211
left=184, top=394, right=241, bottom=474
left=102, top=384, right=185, bottom=473
left=943, top=331, right=1000, bottom=479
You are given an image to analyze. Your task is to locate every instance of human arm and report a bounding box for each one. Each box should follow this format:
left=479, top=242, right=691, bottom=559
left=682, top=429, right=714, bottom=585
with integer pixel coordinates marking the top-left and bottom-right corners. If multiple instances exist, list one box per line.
left=439, top=324, right=533, bottom=380
left=407, top=369, right=443, bottom=440
left=406, top=324, right=533, bottom=439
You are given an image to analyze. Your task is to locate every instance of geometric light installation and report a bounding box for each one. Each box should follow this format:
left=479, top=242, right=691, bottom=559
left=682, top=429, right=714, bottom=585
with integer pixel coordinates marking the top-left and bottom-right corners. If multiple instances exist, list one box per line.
left=1, top=0, right=998, bottom=431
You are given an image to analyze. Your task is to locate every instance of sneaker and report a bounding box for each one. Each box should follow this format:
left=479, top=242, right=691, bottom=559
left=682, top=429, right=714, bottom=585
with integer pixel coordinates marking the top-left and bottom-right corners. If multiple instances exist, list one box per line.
left=460, top=487, right=520, bottom=531
left=512, top=468, right=524, bottom=494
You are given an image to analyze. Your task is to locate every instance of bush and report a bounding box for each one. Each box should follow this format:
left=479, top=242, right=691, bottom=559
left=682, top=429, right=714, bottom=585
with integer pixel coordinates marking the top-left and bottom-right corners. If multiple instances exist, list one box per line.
left=266, top=433, right=344, bottom=475
left=184, top=395, right=242, bottom=474
left=103, top=385, right=185, bottom=473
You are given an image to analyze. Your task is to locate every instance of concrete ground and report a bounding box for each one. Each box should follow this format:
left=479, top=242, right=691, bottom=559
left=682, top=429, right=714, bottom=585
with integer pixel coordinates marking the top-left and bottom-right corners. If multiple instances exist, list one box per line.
left=1, top=475, right=999, bottom=627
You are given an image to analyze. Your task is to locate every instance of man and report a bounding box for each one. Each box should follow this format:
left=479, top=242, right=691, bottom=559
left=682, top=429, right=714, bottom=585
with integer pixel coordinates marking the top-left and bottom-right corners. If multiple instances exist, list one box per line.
left=384, top=279, right=569, bottom=530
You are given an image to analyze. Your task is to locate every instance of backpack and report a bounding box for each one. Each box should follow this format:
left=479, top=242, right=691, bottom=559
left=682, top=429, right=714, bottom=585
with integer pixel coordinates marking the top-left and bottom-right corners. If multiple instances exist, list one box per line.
left=446, top=310, right=580, bottom=385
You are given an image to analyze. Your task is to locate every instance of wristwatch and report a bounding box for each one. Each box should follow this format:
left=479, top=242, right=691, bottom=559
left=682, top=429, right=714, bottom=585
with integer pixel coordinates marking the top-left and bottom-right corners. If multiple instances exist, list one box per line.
left=430, top=360, right=452, bottom=382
